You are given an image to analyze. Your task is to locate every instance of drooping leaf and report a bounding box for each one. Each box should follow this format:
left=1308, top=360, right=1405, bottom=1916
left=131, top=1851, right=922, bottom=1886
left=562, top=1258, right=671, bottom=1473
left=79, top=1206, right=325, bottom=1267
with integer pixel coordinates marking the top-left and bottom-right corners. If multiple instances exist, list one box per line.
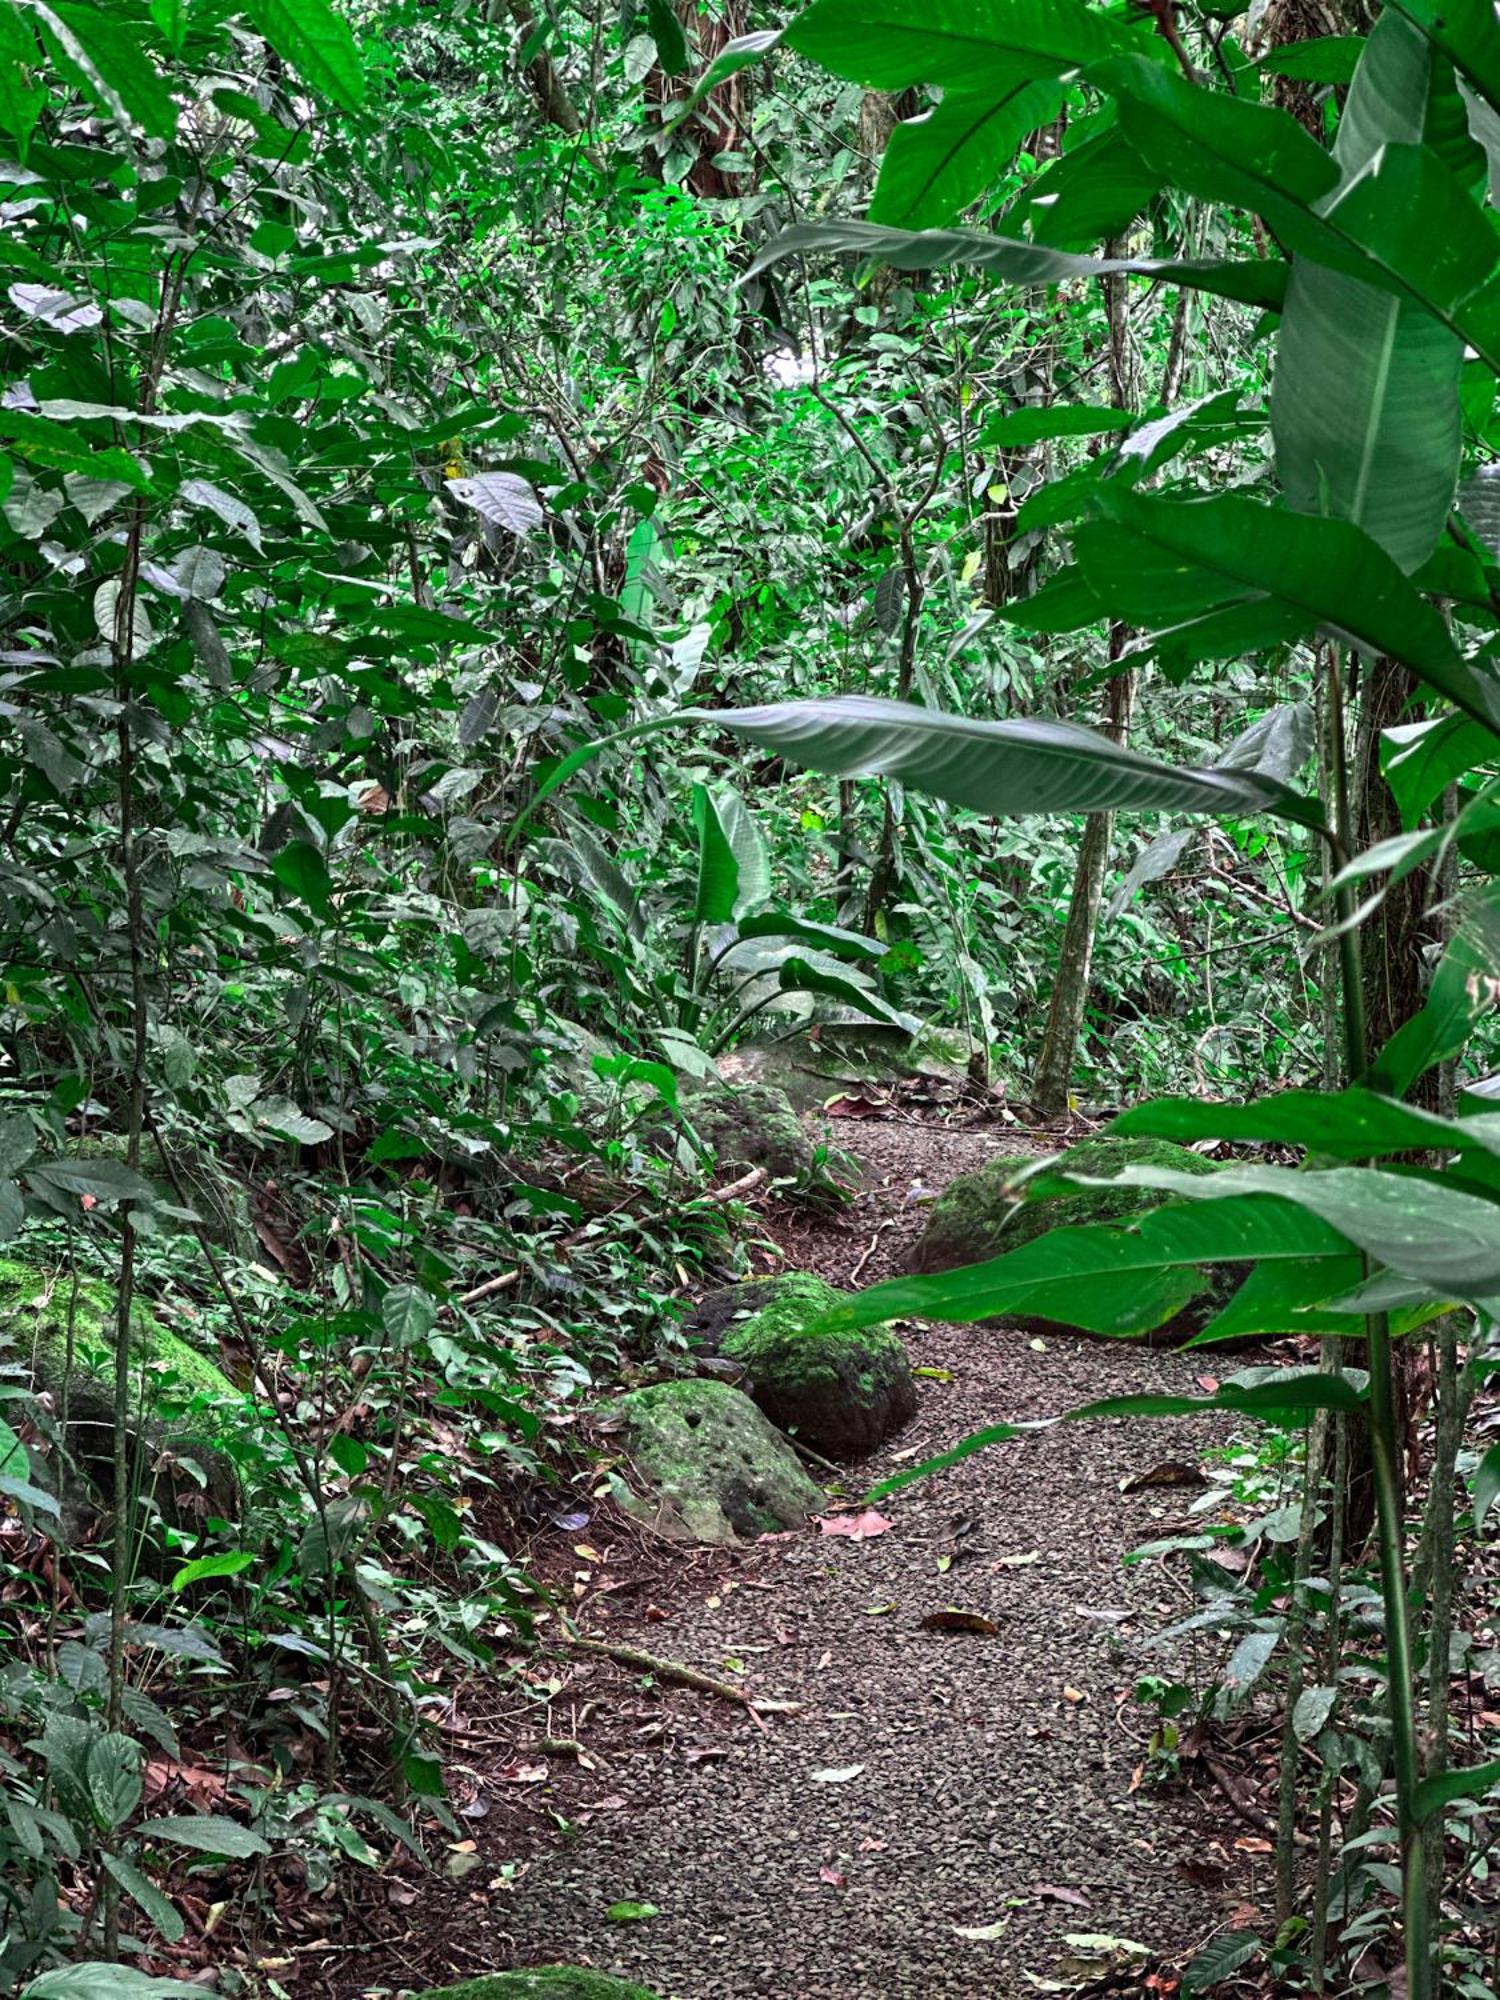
left=1112, top=1086, right=1500, bottom=1164
left=692, top=784, right=770, bottom=924
left=100, top=1856, right=185, bottom=1945
left=783, top=0, right=1133, bottom=95
left=1271, top=13, right=1465, bottom=574
left=750, top=217, right=1290, bottom=311
left=691, top=695, right=1324, bottom=826
left=1412, top=1756, right=1500, bottom=1823
left=871, top=78, right=1063, bottom=230
left=137, top=1813, right=270, bottom=1857
left=30, top=0, right=178, bottom=135
left=645, top=0, right=689, bottom=74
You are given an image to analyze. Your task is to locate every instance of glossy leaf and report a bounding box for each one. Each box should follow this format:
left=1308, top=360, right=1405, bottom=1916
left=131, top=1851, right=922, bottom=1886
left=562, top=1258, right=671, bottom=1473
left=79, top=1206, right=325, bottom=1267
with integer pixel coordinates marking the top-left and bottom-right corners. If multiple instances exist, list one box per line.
left=871, top=78, right=1063, bottom=229
left=693, top=695, right=1323, bottom=826
left=1113, top=1086, right=1500, bottom=1163
left=1271, top=13, right=1464, bottom=573
left=692, top=784, right=770, bottom=924
left=248, top=0, right=366, bottom=114
left=783, top=0, right=1132, bottom=95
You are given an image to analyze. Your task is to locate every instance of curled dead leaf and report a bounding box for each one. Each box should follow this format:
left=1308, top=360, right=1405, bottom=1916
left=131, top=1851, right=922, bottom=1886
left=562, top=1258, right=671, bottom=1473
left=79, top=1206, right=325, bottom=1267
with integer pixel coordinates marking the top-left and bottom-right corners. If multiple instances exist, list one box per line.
left=920, top=1609, right=1001, bottom=1636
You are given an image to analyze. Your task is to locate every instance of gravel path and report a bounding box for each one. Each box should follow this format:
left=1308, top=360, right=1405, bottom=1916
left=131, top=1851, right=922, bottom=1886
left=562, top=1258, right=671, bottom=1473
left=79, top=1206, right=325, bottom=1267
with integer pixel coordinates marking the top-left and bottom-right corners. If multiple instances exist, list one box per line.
left=394, top=1116, right=1257, bottom=2000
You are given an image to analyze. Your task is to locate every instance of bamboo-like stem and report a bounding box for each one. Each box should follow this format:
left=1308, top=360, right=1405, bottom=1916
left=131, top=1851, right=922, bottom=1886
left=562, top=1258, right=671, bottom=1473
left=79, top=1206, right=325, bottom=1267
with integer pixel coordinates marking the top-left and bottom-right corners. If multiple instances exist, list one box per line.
left=1325, top=652, right=1429, bottom=2000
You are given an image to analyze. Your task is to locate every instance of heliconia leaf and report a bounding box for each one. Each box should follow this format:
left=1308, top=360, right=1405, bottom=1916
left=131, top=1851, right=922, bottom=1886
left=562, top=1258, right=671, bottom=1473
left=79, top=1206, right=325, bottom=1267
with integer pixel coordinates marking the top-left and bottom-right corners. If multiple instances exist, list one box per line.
left=1089, top=1160, right=1500, bottom=1303
left=645, top=0, right=689, bottom=75
left=1076, top=490, right=1500, bottom=733
left=1271, top=14, right=1465, bottom=574
left=749, top=217, right=1290, bottom=311
left=692, top=695, right=1324, bottom=826
left=1104, top=826, right=1196, bottom=922
left=1389, top=0, right=1500, bottom=121
left=1382, top=714, right=1500, bottom=830
left=1258, top=36, right=1365, bottom=82
left=979, top=405, right=1133, bottom=446
left=1371, top=883, right=1500, bottom=1093
left=1111, top=1086, right=1500, bottom=1163
left=804, top=1196, right=1349, bottom=1336
left=692, top=783, right=770, bottom=924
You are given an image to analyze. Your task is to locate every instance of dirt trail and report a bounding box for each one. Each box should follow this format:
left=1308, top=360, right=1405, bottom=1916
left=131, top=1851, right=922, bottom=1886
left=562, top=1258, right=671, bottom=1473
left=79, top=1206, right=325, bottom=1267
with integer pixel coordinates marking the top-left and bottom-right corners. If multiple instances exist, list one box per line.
left=377, top=1116, right=1258, bottom=2000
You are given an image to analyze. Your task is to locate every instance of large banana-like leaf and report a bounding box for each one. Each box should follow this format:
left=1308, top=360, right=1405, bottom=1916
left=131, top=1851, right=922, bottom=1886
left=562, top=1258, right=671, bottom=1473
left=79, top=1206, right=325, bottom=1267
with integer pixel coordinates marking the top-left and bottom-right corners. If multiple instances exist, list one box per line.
left=1271, top=13, right=1465, bottom=573
left=748, top=218, right=1290, bottom=310
left=870, top=77, right=1063, bottom=230
left=783, top=0, right=1133, bottom=95
left=1073, top=490, right=1500, bottom=731
left=691, top=783, right=769, bottom=924
left=1097, top=55, right=1500, bottom=366
left=1093, top=1162, right=1500, bottom=1302
left=803, top=1195, right=1352, bottom=1334
left=1112, top=1085, right=1500, bottom=1162
left=691, top=695, right=1323, bottom=826
left=1390, top=0, right=1500, bottom=117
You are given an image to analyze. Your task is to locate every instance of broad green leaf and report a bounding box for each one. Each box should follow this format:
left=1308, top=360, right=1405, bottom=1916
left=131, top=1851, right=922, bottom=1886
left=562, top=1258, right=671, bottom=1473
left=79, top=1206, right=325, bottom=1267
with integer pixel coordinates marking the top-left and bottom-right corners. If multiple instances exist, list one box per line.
left=271, top=840, right=333, bottom=915
left=750, top=218, right=1290, bottom=310
left=248, top=0, right=366, bottom=113
left=692, top=783, right=770, bottom=923
left=1112, top=1086, right=1500, bottom=1163
left=21, top=1971, right=205, bottom=1999
left=101, top=1856, right=185, bottom=1945
left=1100, top=55, right=1500, bottom=362
left=736, top=911, right=887, bottom=962
left=1259, top=37, right=1364, bottom=83
left=1292, top=1685, right=1340, bottom=1740
left=1382, top=714, right=1500, bottom=829
left=783, top=0, right=1132, bottom=95
left=1002, top=119, right=1162, bottom=248
left=867, top=1424, right=1021, bottom=1500
left=1095, top=1161, right=1500, bottom=1303
left=138, top=1813, right=270, bottom=1857
left=0, top=409, right=149, bottom=489
left=645, top=0, right=688, bottom=75
left=979, top=405, right=1133, bottom=447
left=871, top=78, right=1063, bottom=230
left=1077, top=490, right=1500, bottom=732
left=28, top=1157, right=154, bottom=1204
left=691, top=695, right=1323, bottom=826
left=1371, top=883, right=1500, bottom=1092
left=382, top=1284, right=438, bottom=1346
left=1472, top=1441, right=1500, bottom=1531
left=1271, top=14, right=1465, bottom=574
left=666, top=29, right=780, bottom=125
left=1390, top=0, right=1500, bottom=120
left=1412, top=1756, right=1500, bottom=1823
left=776, top=955, right=915, bottom=1031
left=85, top=1732, right=141, bottom=1830
left=805, top=1196, right=1349, bottom=1336
left=28, top=0, right=177, bottom=135
left=170, top=1551, right=256, bottom=1591
left=1070, top=1369, right=1365, bottom=1422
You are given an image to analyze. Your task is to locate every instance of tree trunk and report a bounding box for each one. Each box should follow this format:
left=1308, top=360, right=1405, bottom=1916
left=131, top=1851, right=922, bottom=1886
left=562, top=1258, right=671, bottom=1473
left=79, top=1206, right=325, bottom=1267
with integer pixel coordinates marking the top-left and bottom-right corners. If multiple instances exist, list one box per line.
left=1029, top=251, right=1136, bottom=1116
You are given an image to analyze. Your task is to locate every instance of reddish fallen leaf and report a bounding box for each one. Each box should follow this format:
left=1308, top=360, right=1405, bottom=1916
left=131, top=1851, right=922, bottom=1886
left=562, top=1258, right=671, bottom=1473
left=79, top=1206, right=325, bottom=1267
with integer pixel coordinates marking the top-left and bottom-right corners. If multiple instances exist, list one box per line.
left=825, top=1093, right=892, bottom=1118
left=1029, top=1883, right=1090, bottom=1908
left=644, top=1604, right=668, bottom=1621
left=859, top=1837, right=888, bottom=1853
left=819, top=1509, right=892, bottom=1540
left=921, top=1608, right=1000, bottom=1636
left=819, top=1865, right=848, bottom=1888
left=1234, top=1836, right=1274, bottom=1854
left=496, top=1761, right=548, bottom=1784
left=1196, top=1374, right=1220, bottom=1392
left=1061, top=1686, right=1087, bottom=1704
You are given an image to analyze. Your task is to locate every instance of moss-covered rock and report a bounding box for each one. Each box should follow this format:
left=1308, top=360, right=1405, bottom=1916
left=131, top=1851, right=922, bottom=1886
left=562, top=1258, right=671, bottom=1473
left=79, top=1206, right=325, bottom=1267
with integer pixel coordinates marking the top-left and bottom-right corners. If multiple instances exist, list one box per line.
left=0, top=1258, right=240, bottom=1540
left=616, top=1377, right=823, bottom=1544
left=417, top=1970, right=660, bottom=2000
left=692, top=1274, right=915, bottom=1460
left=679, top=1079, right=816, bottom=1182
left=907, top=1133, right=1227, bottom=1338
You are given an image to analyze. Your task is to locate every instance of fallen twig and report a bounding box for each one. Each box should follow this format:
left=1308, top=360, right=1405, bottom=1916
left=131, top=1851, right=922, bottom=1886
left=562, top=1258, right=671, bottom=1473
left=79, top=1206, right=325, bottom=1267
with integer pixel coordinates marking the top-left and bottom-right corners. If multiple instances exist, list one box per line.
left=557, top=1633, right=801, bottom=1714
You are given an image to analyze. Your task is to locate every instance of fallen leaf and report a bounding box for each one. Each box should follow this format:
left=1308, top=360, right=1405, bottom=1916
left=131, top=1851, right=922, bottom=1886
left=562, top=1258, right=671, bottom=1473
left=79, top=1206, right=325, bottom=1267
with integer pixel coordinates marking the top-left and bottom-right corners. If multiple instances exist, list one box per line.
left=1234, top=1836, right=1274, bottom=1854
left=496, top=1761, right=548, bottom=1783
left=574, top=1543, right=602, bottom=1560
left=606, top=1901, right=658, bottom=1922
left=865, top=1601, right=897, bottom=1616
left=858, top=1837, right=888, bottom=1853
left=445, top=1850, right=483, bottom=1882
left=820, top=1509, right=893, bottom=1540
left=819, top=1865, right=847, bottom=1887
left=815, top=1649, right=833, bottom=1669
left=685, top=1746, right=728, bottom=1766
left=1062, top=1933, right=1152, bottom=1959
left=551, top=1507, right=590, bottom=1531
left=1119, top=1460, right=1207, bottom=1494
left=921, top=1609, right=1000, bottom=1636
left=954, top=1919, right=1010, bottom=1941
left=1196, top=1374, right=1220, bottom=1392
left=810, top=1764, right=865, bottom=1784
left=1061, top=1687, right=1087, bottom=1704
left=995, top=1551, right=1039, bottom=1568
left=1029, top=1883, right=1089, bottom=1908
left=914, top=1366, right=954, bottom=1381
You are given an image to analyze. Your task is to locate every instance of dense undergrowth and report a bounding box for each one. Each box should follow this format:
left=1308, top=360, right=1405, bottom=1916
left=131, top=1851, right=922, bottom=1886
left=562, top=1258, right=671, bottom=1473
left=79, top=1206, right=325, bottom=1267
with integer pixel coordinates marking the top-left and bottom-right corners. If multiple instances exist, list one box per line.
left=7, top=0, right=1500, bottom=1995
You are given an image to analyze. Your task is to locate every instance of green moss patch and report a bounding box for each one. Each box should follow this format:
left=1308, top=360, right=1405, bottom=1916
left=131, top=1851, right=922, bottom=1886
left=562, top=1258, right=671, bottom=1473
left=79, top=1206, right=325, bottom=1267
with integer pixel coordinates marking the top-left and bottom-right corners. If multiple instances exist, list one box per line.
left=0, top=1257, right=234, bottom=1405
left=617, top=1376, right=823, bottom=1544
left=698, top=1273, right=916, bottom=1460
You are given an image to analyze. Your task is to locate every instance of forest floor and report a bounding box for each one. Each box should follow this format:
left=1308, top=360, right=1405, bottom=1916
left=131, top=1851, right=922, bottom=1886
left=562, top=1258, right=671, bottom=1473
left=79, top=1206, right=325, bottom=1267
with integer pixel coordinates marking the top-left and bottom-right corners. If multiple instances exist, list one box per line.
left=325, top=1106, right=1266, bottom=2000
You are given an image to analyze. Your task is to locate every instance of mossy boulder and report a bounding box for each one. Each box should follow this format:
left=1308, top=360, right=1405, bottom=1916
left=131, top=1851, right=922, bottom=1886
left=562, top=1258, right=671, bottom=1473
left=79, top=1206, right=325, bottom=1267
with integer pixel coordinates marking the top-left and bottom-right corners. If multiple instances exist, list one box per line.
left=418, top=1971, right=660, bottom=2000
left=0, top=1258, right=240, bottom=1540
left=616, top=1377, right=822, bottom=1544
left=907, top=1133, right=1228, bottom=1338
left=679, top=1079, right=816, bottom=1182
left=690, top=1274, right=916, bottom=1460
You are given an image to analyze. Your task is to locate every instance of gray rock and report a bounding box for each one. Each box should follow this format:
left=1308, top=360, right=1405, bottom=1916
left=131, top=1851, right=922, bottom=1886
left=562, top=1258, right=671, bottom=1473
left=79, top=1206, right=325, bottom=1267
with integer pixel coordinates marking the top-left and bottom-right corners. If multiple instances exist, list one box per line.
left=616, top=1378, right=823, bottom=1544
left=694, top=1274, right=916, bottom=1460
left=679, top=1079, right=816, bottom=1182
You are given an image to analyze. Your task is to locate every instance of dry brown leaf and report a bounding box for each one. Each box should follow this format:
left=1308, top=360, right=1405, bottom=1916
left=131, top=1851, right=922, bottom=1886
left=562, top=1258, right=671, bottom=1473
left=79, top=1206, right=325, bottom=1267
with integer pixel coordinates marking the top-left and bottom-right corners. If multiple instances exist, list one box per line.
left=920, top=1609, right=1000, bottom=1636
